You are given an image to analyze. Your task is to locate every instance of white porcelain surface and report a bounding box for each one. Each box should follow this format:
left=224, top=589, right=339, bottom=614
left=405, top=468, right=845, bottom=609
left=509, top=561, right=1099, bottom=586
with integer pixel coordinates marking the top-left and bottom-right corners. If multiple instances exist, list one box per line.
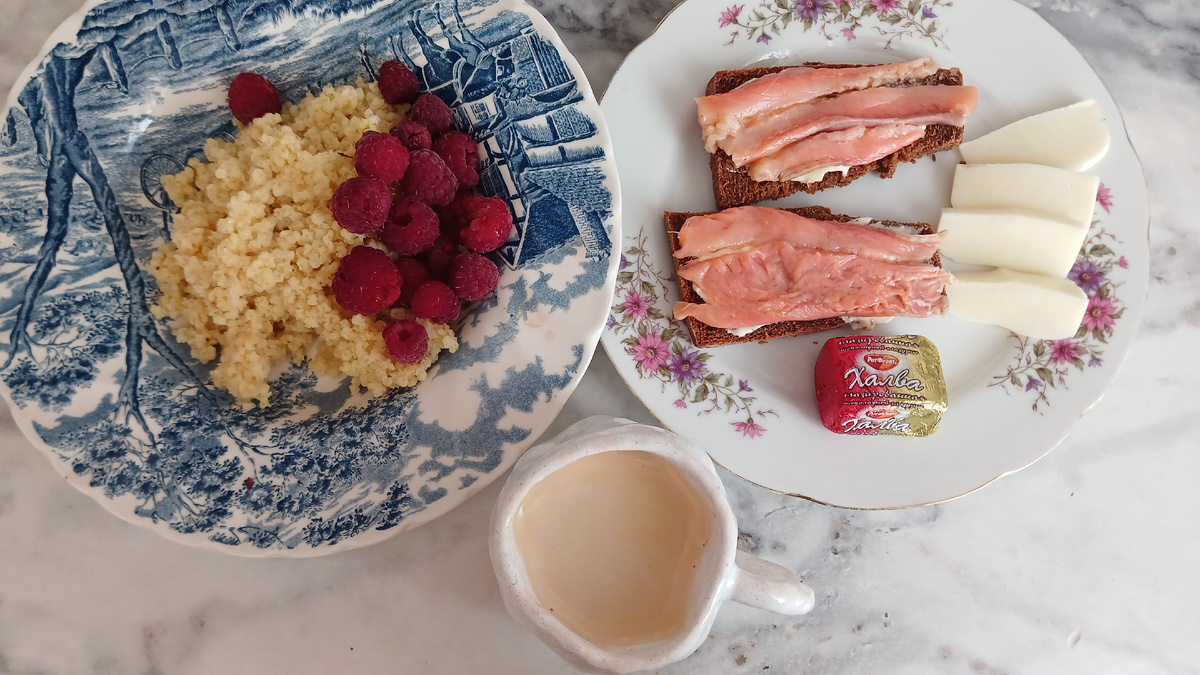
left=2, top=0, right=1199, bottom=673
left=599, top=0, right=1149, bottom=508
left=489, top=416, right=812, bottom=673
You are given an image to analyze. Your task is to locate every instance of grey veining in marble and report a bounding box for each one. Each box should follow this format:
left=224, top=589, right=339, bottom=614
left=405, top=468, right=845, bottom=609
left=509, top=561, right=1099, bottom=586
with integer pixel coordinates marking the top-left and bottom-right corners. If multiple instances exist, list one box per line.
left=2, top=0, right=1200, bottom=673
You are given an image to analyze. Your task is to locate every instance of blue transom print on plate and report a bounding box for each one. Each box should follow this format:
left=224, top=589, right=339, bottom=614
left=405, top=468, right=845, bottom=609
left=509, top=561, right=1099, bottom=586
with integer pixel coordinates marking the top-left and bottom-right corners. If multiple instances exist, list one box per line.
left=0, top=0, right=616, bottom=553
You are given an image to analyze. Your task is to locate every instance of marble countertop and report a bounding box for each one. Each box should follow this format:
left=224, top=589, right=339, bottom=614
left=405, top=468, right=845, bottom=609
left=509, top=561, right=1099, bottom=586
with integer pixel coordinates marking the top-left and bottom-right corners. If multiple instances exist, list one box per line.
left=2, top=0, right=1198, bottom=673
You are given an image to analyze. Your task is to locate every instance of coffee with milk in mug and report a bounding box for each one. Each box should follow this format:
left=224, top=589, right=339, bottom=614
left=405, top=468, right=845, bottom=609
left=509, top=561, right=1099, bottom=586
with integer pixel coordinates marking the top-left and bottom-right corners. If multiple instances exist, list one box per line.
left=491, top=417, right=815, bottom=674
left=512, top=450, right=714, bottom=647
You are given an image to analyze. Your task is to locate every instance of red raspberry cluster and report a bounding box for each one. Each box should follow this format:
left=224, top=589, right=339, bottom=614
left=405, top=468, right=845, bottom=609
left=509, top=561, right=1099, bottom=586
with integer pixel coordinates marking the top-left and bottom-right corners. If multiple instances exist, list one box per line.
left=318, top=62, right=510, bottom=365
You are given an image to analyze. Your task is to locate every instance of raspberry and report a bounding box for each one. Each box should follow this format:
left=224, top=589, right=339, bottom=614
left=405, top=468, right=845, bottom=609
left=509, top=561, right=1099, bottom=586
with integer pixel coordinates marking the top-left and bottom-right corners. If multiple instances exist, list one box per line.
left=409, top=93, right=454, bottom=135
left=378, top=61, right=420, bottom=105
left=383, top=319, right=429, bottom=364
left=380, top=196, right=440, bottom=256
left=228, top=73, right=282, bottom=125
left=449, top=253, right=500, bottom=301
left=400, top=149, right=458, bottom=206
left=411, top=281, right=460, bottom=324
left=354, top=131, right=409, bottom=183
left=390, top=120, right=432, bottom=151
left=459, top=195, right=513, bottom=253
left=420, top=234, right=460, bottom=282
left=330, top=177, right=392, bottom=234
left=437, top=189, right=474, bottom=236
left=331, top=246, right=403, bottom=315
left=394, top=257, right=432, bottom=307
left=432, top=132, right=480, bottom=189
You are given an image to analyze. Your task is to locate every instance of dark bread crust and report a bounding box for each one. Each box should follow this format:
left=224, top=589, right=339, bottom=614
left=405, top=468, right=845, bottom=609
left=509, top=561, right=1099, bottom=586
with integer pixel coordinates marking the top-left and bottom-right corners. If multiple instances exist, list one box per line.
left=707, top=64, right=966, bottom=209
left=666, top=207, right=940, bottom=348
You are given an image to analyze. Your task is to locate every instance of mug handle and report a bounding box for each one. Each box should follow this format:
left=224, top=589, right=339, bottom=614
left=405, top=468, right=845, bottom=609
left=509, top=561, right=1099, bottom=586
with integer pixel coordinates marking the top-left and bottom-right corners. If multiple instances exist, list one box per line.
left=729, top=550, right=816, bottom=615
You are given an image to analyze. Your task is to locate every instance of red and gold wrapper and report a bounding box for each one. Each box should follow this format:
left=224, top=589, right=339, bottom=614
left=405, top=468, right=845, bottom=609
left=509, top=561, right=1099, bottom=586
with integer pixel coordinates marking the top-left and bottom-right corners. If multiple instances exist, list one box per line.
left=814, top=335, right=948, bottom=436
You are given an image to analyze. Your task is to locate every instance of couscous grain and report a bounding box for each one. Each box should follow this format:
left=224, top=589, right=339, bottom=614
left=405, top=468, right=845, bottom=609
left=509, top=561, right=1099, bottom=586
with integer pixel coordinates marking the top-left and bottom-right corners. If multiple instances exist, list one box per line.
left=150, top=81, right=457, bottom=408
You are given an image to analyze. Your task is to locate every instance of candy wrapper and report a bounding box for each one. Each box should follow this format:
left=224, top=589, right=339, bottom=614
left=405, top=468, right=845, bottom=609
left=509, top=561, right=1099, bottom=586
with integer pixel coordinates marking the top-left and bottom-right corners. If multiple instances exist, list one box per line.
left=814, top=335, right=948, bottom=436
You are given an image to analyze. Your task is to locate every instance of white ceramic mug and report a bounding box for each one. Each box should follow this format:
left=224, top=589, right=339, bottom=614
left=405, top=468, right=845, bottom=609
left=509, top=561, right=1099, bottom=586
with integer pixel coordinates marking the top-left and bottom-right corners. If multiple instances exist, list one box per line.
left=490, top=416, right=815, bottom=674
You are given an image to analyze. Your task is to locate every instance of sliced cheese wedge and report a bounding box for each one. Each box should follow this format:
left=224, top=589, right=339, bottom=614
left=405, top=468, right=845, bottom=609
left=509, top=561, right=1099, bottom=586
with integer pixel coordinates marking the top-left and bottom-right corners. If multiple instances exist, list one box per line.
left=951, top=163, right=1099, bottom=229
left=937, top=208, right=1088, bottom=278
left=958, top=100, right=1110, bottom=171
left=946, top=267, right=1087, bottom=340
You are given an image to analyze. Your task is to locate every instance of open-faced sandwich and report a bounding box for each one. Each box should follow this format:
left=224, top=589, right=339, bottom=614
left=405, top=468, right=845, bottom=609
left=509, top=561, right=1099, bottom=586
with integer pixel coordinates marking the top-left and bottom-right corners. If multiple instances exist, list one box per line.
left=697, top=57, right=977, bottom=209
left=667, top=206, right=949, bottom=348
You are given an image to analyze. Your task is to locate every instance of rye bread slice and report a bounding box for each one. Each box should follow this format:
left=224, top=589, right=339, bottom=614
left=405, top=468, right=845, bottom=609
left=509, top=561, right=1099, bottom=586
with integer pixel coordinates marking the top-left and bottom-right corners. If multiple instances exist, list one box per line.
left=707, top=64, right=966, bottom=209
left=666, top=206, right=941, bottom=348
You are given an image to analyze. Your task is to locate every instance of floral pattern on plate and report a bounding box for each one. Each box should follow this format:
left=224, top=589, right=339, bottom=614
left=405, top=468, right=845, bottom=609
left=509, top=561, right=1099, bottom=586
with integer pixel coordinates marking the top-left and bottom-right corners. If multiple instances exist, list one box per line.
left=720, top=0, right=951, bottom=47
left=608, top=229, right=775, bottom=437
left=600, top=0, right=1149, bottom=507
left=990, top=183, right=1126, bottom=412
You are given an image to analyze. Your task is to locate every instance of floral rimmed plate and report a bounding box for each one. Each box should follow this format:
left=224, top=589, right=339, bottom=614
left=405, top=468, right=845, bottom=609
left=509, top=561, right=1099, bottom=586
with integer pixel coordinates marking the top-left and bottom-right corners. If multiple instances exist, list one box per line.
left=599, top=0, right=1147, bottom=508
left=0, top=0, right=619, bottom=555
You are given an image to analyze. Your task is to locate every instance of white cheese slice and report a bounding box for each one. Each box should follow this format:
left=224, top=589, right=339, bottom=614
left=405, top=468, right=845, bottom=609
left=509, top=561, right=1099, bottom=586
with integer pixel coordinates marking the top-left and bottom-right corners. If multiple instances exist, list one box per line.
left=937, top=208, right=1088, bottom=278
left=946, top=267, right=1088, bottom=339
left=958, top=100, right=1109, bottom=171
left=950, top=163, right=1099, bottom=228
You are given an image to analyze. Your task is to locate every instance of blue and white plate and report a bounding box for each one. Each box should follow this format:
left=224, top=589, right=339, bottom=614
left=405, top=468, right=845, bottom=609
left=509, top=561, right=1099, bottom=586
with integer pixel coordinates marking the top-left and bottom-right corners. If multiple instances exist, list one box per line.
left=0, top=0, right=620, bottom=556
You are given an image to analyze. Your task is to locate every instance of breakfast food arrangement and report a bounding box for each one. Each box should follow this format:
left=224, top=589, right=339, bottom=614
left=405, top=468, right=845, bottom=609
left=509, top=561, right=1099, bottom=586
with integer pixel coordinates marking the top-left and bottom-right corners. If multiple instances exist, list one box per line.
left=0, top=0, right=1158, bottom=672
left=659, top=56, right=1111, bottom=439
left=572, top=0, right=1150, bottom=526
left=151, top=63, right=508, bottom=408
left=0, top=0, right=627, bottom=559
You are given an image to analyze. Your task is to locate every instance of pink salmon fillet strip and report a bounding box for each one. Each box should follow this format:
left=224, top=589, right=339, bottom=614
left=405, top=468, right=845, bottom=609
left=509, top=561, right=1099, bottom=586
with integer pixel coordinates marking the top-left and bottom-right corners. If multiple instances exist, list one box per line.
left=674, top=206, right=944, bottom=264
left=746, top=123, right=928, bottom=182
left=673, top=241, right=950, bottom=329
left=697, top=57, right=939, bottom=153
left=719, top=85, right=978, bottom=166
